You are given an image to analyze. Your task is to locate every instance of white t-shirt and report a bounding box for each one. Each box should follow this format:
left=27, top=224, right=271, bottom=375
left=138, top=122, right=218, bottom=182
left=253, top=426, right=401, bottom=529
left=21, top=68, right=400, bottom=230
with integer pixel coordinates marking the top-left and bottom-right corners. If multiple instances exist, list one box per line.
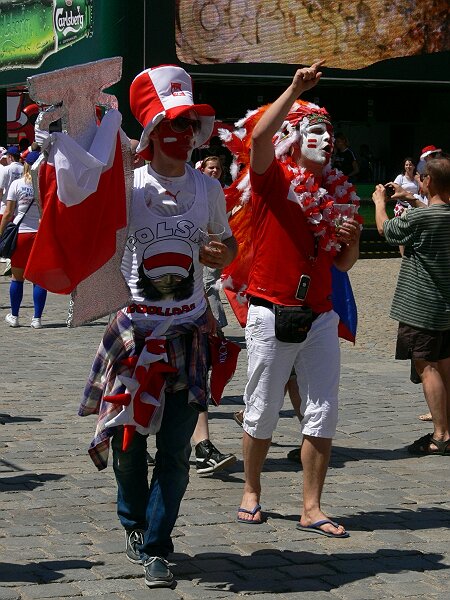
left=121, top=163, right=231, bottom=327
left=7, top=177, right=40, bottom=233
left=0, top=161, right=24, bottom=213
left=394, top=174, right=419, bottom=195
left=393, top=173, right=428, bottom=209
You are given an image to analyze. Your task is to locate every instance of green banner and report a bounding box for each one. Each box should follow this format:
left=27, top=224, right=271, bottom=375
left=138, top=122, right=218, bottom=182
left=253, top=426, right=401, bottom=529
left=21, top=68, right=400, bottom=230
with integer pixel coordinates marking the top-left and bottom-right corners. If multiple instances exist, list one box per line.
left=0, top=0, right=93, bottom=70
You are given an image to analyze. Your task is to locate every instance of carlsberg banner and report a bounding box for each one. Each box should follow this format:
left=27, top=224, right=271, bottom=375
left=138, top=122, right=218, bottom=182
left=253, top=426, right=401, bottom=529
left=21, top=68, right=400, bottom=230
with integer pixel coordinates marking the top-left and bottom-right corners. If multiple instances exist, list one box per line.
left=0, top=0, right=93, bottom=70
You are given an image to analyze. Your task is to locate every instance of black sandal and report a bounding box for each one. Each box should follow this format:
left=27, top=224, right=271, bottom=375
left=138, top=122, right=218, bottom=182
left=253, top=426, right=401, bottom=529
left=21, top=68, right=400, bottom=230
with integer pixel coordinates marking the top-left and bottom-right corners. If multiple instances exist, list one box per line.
left=408, top=433, right=450, bottom=456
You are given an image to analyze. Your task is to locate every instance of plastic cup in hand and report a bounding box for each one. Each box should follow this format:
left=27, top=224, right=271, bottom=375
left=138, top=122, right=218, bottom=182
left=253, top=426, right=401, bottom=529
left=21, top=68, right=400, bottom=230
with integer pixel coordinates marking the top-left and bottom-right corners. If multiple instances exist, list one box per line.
left=198, top=221, right=225, bottom=248
left=332, top=204, right=357, bottom=229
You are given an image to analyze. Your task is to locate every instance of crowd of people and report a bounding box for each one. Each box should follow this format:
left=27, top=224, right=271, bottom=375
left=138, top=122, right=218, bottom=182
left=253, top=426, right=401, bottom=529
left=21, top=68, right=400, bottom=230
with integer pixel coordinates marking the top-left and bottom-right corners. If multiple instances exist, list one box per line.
left=1, top=59, right=449, bottom=591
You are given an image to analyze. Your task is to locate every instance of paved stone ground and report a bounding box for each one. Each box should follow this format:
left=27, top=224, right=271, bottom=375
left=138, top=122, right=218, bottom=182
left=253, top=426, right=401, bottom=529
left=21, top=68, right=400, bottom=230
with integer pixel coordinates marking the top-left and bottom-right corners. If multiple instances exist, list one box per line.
left=1, top=258, right=449, bottom=599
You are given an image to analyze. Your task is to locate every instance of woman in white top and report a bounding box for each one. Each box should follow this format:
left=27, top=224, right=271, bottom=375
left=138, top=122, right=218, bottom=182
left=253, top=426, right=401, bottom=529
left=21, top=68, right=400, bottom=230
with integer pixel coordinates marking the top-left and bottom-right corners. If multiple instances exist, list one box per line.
left=0, top=150, right=47, bottom=328
left=393, top=157, right=420, bottom=217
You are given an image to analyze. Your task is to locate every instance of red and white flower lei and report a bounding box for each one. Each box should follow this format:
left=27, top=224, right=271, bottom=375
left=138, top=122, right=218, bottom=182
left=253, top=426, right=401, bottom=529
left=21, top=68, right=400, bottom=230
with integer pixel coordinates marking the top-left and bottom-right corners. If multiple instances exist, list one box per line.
left=285, top=158, right=361, bottom=254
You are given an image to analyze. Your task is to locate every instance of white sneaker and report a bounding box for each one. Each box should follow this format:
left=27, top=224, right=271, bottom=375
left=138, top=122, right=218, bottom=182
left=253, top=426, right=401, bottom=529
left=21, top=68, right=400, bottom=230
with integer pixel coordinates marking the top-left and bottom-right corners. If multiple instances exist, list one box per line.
left=30, top=317, right=42, bottom=329
left=5, top=313, right=19, bottom=327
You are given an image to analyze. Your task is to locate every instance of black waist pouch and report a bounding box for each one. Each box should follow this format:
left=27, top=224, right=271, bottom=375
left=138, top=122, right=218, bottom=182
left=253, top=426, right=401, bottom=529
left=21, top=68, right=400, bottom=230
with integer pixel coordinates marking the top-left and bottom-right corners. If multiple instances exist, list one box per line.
left=274, top=305, right=314, bottom=343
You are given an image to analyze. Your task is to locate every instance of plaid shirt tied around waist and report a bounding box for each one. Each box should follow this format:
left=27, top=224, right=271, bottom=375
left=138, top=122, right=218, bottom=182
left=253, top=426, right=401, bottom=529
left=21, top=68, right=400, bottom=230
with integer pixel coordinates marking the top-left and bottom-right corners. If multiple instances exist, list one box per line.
left=79, top=310, right=210, bottom=470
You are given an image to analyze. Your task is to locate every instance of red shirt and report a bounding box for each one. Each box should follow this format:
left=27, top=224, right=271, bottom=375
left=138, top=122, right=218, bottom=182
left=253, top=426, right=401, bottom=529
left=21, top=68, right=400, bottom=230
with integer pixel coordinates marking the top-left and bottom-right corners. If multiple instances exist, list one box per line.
left=247, top=158, right=333, bottom=313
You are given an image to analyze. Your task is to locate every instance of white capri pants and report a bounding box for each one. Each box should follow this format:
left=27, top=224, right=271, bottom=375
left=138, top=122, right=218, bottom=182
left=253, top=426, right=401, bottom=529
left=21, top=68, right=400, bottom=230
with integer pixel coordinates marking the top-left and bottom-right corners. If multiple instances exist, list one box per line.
left=243, top=305, right=340, bottom=439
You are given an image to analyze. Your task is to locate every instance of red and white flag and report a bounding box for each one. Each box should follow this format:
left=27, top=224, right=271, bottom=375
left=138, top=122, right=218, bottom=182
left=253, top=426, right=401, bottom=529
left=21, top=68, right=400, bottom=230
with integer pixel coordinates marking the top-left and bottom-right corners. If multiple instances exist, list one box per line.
left=25, top=109, right=127, bottom=294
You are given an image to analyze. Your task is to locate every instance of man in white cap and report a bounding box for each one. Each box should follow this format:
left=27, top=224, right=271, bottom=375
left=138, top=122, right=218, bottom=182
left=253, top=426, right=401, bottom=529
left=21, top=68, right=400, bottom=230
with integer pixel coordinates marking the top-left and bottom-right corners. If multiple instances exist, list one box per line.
left=80, top=65, right=237, bottom=588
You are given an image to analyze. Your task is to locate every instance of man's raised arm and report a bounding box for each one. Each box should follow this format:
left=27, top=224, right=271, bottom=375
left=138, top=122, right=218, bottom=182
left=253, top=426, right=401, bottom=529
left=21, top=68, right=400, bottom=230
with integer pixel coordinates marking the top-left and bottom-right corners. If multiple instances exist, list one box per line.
left=250, top=61, right=324, bottom=175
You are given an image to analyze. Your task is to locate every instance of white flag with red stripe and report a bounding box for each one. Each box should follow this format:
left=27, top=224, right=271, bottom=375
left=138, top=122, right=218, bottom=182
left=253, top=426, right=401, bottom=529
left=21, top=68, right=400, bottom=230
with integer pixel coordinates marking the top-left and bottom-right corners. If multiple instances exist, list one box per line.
left=25, top=110, right=127, bottom=294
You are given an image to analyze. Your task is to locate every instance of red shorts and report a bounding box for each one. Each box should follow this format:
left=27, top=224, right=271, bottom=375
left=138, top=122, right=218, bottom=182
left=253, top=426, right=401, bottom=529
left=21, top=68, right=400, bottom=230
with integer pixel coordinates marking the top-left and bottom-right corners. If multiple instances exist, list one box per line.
left=11, top=232, right=37, bottom=270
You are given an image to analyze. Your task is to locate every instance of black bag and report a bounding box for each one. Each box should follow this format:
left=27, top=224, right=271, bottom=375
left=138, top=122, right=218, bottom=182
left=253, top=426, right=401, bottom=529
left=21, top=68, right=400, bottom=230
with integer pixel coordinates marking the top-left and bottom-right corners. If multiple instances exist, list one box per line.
left=274, top=305, right=314, bottom=343
left=0, top=222, right=20, bottom=258
left=0, top=197, right=35, bottom=259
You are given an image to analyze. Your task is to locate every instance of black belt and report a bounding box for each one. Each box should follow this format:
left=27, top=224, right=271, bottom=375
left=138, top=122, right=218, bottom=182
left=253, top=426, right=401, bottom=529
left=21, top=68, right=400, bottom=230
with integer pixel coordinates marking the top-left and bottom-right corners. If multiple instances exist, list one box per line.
left=248, top=296, right=275, bottom=309
left=249, top=296, right=321, bottom=321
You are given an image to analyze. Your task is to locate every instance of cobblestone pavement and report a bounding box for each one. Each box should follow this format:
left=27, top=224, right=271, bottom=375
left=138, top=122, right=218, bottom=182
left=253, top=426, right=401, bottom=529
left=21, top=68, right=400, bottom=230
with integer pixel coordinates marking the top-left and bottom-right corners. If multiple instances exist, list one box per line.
left=1, top=258, right=449, bottom=599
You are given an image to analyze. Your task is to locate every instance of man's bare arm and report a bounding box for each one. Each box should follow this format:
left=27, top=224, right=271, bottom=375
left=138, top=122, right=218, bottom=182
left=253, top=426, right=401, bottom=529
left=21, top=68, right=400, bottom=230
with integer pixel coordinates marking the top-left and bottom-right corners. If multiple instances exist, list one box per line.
left=387, top=181, right=427, bottom=208
left=0, top=200, right=15, bottom=236
left=372, top=184, right=390, bottom=236
left=251, top=61, right=325, bottom=175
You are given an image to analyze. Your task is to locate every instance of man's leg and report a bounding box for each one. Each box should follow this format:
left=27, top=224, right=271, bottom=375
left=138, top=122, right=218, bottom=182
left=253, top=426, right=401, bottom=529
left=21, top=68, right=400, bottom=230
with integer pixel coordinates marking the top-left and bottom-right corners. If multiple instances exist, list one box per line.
left=192, top=410, right=209, bottom=445
left=112, top=429, right=149, bottom=532
left=286, top=372, right=303, bottom=422
left=141, top=389, right=198, bottom=559
left=238, top=304, right=296, bottom=522
left=299, top=435, right=345, bottom=535
left=415, top=358, right=450, bottom=444
left=285, top=372, right=304, bottom=463
left=238, top=432, right=271, bottom=522
left=295, top=311, right=346, bottom=535
left=438, top=356, right=450, bottom=431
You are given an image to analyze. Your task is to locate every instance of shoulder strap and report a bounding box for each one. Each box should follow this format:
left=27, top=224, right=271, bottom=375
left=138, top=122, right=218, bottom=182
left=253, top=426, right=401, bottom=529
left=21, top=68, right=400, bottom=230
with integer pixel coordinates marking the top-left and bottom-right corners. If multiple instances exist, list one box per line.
left=15, top=197, right=35, bottom=227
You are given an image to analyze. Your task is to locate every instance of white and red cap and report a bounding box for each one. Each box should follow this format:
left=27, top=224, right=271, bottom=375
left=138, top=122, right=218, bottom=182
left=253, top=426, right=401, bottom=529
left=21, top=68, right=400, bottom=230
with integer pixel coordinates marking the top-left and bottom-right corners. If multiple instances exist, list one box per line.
left=420, top=145, right=442, bottom=161
left=142, top=239, right=193, bottom=279
left=130, top=65, right=215, bottom=160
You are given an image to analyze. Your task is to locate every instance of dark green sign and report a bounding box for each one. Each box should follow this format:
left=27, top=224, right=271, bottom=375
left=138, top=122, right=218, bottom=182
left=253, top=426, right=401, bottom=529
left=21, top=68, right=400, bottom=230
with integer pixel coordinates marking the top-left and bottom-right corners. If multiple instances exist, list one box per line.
left=0, top=0, right=93, bottom=71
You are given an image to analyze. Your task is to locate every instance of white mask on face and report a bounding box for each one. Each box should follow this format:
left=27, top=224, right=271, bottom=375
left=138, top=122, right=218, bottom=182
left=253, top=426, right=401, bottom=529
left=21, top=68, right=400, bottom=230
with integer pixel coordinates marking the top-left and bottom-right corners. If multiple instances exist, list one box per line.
left=300, top=122, right=333, bottom=166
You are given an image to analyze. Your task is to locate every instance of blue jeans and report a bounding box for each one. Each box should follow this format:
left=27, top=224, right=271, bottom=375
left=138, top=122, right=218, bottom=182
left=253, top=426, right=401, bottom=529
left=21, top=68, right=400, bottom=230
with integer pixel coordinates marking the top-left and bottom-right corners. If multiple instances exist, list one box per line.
left=111, top=389, right=199, bottom=558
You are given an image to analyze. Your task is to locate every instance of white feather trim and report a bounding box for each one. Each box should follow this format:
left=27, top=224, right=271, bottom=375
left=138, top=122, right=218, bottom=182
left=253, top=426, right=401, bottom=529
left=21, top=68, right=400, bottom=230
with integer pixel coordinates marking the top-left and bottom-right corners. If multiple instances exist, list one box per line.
left=275, top=133, right=295, bottom=158
left=241, top=187, right=251, bottom=204
left=235, top=108, right=259, bottom=128
left=298, top=117, right=310, bottom=137
left=218, top=128, right=232, bottom=142
left=236, top=172, right=250, bottom=192
left=230, top=161, right=239, bottom=181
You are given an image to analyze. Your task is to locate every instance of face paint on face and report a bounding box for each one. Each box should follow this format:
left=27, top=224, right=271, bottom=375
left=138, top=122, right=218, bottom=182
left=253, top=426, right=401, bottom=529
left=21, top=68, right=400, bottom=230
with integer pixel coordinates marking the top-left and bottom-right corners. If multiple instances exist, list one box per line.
left=300, top=122, right=333, bottom=165
left=155, top=119, right=196, bottom=161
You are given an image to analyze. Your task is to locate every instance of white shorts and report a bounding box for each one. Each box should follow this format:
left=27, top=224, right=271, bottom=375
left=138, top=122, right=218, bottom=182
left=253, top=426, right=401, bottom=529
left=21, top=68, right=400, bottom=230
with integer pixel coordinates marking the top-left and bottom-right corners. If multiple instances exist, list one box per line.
left=243, top=305, right=340, bottom=439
